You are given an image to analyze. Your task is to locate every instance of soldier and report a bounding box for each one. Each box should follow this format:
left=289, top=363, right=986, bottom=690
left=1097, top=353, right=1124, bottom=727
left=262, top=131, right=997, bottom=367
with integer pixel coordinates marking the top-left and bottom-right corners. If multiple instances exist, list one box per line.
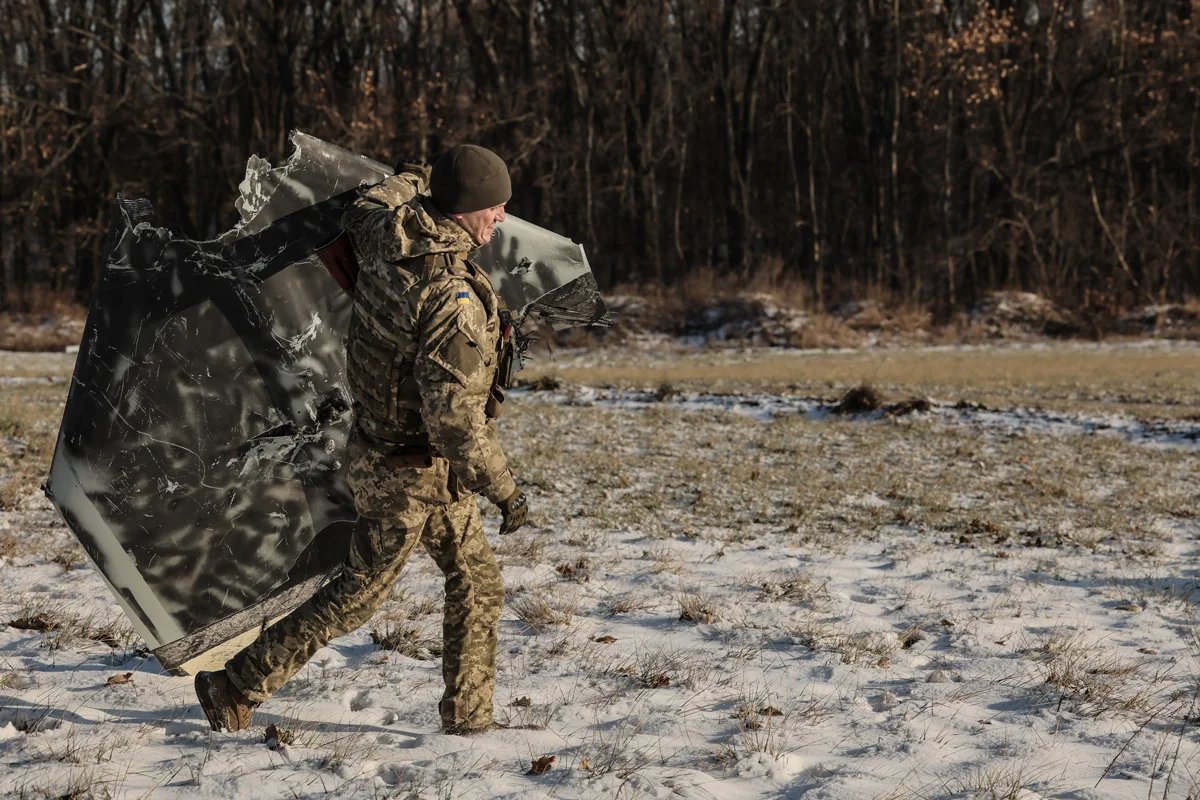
left=195, top=144, right=528, bottom=735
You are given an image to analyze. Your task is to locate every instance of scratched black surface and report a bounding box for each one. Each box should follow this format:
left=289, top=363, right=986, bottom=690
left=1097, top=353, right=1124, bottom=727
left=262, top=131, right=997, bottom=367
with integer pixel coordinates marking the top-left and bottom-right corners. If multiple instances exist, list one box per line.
left=48, top=194, right=359, bottom=646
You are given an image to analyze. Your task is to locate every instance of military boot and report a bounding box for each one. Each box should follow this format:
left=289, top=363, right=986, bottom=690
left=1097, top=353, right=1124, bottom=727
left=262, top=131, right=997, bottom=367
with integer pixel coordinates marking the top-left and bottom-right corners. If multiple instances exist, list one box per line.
left=195, top=670, right=258, bottom=732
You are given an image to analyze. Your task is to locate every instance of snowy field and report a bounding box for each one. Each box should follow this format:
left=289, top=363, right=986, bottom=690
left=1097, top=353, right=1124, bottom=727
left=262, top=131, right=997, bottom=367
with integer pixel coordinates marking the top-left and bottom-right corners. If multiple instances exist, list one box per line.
left=1, top=342, right=1198, bottom=799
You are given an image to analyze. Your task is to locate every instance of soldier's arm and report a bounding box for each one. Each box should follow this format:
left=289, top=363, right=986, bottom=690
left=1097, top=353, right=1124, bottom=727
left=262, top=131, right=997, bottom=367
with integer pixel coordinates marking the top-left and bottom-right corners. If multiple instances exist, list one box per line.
left=413, top=279, right=516, bottom=505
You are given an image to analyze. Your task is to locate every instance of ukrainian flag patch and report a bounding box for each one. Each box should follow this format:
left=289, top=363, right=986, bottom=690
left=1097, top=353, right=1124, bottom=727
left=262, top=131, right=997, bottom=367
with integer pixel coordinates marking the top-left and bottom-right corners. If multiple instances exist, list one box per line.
left=456, top=290, right=471, bottom=305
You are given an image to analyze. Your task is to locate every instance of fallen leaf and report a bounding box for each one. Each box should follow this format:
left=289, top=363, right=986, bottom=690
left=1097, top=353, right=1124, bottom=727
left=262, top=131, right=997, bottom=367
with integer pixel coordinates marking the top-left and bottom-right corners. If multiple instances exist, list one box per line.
left=579, top=757, right=592, bottom=772
left=105, top=672, right=133, bottom=686
left=758, top=706, right=783, bottom=717
left=509, top=696, right=532, bottom=707
left=1114, top=603, right=1141, bottom=612
left=527, top=754, right=555, bottom=775
left=594, top=635, right=617, bottom=644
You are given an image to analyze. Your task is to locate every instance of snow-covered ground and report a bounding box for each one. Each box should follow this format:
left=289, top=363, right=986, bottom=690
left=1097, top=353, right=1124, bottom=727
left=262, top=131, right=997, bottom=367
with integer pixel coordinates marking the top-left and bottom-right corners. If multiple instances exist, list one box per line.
left=1, top=345, right=1198, bottom=799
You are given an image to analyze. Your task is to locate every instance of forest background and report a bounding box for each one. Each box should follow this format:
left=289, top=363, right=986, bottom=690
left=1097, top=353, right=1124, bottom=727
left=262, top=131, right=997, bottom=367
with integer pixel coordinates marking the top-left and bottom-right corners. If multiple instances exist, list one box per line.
left=1, top=0, right=1197, bottom=323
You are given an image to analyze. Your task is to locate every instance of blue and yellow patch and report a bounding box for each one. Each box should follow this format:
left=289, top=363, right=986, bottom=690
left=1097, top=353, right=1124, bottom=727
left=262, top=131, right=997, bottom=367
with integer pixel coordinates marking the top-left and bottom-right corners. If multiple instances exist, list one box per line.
left=456, top=290, right=471, bottom=305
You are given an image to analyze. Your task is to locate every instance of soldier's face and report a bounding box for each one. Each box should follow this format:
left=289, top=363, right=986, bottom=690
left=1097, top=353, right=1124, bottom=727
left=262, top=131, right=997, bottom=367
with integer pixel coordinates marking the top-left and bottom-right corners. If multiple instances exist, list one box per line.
left=453, top=204, right=507, bottom=245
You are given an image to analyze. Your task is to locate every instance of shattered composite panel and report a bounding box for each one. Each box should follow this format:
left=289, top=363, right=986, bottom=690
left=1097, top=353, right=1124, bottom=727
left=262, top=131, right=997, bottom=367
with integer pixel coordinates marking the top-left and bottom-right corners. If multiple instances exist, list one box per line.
left=46, top=133, right=610, bottom=673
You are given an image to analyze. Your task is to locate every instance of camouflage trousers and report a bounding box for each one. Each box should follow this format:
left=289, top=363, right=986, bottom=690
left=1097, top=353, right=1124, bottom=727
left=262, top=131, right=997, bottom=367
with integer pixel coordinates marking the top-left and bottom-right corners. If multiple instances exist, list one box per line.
left=226, top=452, right=503, bottom=731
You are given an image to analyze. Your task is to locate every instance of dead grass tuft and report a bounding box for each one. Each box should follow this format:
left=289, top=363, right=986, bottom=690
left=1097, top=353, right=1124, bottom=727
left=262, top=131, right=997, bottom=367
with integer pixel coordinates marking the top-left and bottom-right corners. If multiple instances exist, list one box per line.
left=603, top=592, right=660, bottom=616
left=7, top=597, right=138, bottom=653
left=792, top=619, right=899, bottom=666
left=612, top=645, right=707, bottom=690
left=370, top=621, right=441, bottom=660
left=494, top=535, right=544, bottom=567
left=510, top=591, right=575, bottom=633
left=642, top=546, right=684, bottom=574
left=713, top=686, right=833, bottom=766
left=1025, top=632, right=1157, bottom=717
left=574, top=718, right=656, bottom=779
left=934, top=761, right=1065, bottom=800
left=677, top=593, right=720, bottom=624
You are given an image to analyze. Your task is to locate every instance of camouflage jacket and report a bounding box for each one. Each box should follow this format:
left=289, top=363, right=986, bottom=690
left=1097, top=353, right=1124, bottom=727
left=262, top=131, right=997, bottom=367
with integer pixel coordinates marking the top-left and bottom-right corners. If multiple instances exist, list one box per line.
left=341, top=169, right=515, bottom=506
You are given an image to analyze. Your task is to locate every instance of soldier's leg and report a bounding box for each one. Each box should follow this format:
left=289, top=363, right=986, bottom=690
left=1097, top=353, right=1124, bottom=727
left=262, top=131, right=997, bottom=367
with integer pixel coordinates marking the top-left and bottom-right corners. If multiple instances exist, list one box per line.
left=226, top=509, right=428, bottom=703
left=422, top=498, right=504, bottom=731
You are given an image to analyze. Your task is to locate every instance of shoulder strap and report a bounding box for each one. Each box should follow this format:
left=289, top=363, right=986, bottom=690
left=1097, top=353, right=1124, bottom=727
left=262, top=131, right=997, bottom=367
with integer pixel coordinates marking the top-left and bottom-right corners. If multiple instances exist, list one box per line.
left=421, top=251, right=473, bottom=281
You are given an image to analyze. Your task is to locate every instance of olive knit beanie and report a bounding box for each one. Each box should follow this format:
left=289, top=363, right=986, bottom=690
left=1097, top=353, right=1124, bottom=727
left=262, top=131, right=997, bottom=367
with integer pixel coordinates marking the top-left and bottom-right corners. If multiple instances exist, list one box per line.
left=430, top=145, right=511, bottom=214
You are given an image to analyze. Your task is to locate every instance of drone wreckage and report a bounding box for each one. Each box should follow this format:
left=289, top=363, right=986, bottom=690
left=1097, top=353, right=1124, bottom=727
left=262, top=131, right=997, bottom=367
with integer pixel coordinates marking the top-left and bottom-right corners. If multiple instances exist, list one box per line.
left=45, top=133, right=610, bottom=674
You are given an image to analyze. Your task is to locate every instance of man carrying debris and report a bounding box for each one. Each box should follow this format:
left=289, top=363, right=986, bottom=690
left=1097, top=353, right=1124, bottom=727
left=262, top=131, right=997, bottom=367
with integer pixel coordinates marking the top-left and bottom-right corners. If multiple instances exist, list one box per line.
left=195, top=144, right=528, bottom=735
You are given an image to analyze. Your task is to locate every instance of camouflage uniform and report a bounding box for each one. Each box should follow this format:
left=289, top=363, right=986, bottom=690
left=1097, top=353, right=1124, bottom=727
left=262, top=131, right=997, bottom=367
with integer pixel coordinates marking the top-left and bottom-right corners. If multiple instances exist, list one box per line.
left=226, top=168, right=514, bottom=732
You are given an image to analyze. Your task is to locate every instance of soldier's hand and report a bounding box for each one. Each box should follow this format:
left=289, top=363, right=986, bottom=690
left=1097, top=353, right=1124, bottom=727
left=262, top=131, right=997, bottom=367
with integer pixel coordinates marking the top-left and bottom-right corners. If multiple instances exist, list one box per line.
left=497, top=488, right=529, bottom=535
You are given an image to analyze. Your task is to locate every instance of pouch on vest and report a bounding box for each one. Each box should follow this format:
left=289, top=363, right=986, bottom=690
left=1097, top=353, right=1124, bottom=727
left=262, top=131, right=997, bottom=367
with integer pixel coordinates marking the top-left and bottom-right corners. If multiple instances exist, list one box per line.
left=427, top=315, right=484, bottom=386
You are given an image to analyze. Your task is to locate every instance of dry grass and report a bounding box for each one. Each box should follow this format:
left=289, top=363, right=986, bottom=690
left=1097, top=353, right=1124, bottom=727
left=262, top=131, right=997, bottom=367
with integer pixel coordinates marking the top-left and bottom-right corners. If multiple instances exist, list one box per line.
left=1024, top=632, right=1159, bottom=717
left=0, top=340, right=1196, bottom=796
left=6, top=596, right=138, bottom=654
left=608, top=644, right=709, bottom=691
left=0, top=297, right=86, bottom=352
left=677, top=593, right=720, bottom=624
left=522, top=344, right=1200, bottom=420
left=927, top=762, right=1065, bottom=800
left=602, top=592, right=661, bottom=616
left=510, top=591, right=575, bottom=633
left=507, top=389, right=1194, bottom=561
left=493, top=535, right=545, bottom=568
left=0, top=381, right=66, bottom=510
left=370, top=621, right=441, bottom=660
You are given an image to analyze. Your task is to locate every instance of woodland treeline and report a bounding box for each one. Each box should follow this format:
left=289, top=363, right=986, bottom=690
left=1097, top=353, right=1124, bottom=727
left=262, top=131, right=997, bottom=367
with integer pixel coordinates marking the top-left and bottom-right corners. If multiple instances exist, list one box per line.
left=1, top=0, right=1197, bottom=315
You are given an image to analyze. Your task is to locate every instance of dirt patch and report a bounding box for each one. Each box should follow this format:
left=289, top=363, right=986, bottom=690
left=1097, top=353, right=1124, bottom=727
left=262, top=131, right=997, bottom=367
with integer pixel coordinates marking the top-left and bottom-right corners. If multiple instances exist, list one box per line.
left=832, top=385, right=883, bottom=414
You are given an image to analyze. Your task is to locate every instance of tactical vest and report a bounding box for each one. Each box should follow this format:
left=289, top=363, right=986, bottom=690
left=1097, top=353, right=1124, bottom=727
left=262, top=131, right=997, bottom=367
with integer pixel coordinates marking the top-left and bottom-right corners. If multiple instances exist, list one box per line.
left=345, top=250, right=497, bottom=444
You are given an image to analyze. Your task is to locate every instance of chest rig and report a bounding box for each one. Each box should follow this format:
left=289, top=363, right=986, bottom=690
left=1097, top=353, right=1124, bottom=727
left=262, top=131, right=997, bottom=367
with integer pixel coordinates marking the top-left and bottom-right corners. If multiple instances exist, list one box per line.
left=345, top=250, right=500, bottom=444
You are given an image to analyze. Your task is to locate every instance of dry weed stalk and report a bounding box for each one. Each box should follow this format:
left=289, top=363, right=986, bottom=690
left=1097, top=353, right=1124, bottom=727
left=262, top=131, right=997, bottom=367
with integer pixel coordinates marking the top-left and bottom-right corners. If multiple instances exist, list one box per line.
left=1027, top=632, right=1159, bottom=717
left=7, top=597, right=138, bottom=654
left=370, top=621, right=441, bottom=660
left=642, top=546, right=684, bottom=575
left=677, top=593, right=720, bottom=624
left=603, top=592, right=660, bottom=616
left=510, top=591, right=575, bottom=633
left=493, top=535, right=545, bottom=567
